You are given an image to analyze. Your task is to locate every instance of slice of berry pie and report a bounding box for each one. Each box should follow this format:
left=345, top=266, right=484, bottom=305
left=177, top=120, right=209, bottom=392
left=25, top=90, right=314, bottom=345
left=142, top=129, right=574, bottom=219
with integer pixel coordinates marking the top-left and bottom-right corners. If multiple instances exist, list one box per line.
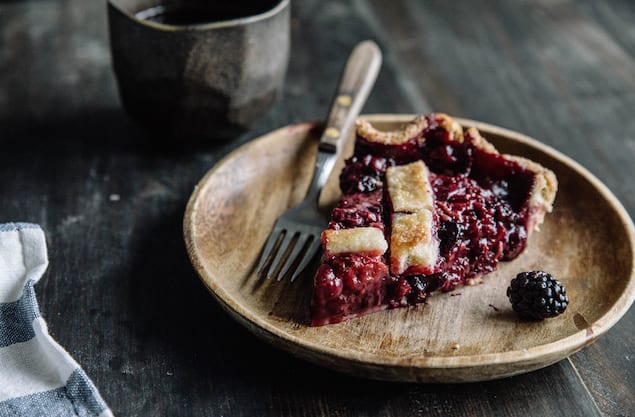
left=311, top=113, right=557, bottom=326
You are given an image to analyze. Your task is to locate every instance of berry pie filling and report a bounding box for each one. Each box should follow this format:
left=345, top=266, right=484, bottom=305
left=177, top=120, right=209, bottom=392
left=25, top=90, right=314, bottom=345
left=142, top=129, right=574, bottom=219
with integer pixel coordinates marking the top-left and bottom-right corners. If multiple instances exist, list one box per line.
left=311, top=113, right=557, bottom=326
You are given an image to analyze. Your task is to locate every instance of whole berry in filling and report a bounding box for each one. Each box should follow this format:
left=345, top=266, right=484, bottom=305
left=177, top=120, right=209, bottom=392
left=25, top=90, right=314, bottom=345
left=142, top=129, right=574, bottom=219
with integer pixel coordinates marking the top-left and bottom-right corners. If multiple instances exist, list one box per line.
left=329, top=190, right=384, bottom=230
left=506, top=271, right=569, bottom=320
left=405, top=274, right=445, bottom=303
left=431, top=173, right=525, bottom=291
left=340, top=155, right=394, bottom=194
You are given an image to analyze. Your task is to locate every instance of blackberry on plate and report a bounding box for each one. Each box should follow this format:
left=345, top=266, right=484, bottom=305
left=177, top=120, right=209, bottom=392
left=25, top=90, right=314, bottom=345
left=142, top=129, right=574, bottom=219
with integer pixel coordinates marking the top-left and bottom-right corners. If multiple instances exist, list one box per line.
left=507, top=271, right=568, bottom=320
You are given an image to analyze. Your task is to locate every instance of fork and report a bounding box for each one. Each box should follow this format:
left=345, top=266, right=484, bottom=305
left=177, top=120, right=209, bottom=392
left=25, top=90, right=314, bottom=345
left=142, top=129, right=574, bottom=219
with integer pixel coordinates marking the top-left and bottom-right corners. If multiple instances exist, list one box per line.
left=256, top=40, right=382, bottom=282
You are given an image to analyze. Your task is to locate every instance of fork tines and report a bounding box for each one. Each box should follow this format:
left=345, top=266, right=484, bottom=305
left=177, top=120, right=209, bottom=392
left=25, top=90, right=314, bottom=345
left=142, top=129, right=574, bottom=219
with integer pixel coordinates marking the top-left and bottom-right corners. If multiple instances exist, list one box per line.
left=256, top=223, right=322, bottom=282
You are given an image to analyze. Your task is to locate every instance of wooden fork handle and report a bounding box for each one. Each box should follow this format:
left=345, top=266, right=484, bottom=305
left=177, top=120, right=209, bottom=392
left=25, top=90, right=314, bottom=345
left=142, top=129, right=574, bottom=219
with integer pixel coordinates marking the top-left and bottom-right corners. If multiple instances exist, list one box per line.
left=318, top=41, right=383, bottom=153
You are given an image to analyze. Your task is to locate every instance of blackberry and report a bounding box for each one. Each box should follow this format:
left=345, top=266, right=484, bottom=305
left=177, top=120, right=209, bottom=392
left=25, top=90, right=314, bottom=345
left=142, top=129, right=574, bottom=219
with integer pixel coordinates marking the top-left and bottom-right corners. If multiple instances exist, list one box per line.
left=507, top=271, right=568, bottom=320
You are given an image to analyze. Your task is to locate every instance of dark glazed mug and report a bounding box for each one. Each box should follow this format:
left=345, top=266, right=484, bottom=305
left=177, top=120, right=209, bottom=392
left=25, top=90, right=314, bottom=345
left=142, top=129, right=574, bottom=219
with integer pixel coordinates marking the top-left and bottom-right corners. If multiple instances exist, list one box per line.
left=107, top=0, right=290, bottom=140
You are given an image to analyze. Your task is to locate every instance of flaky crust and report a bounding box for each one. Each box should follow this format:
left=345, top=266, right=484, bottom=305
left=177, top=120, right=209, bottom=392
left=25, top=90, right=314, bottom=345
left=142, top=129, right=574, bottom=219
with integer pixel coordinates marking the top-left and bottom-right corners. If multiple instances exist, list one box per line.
left=356, top=113, right=464, bottom=145
left=463, top=127, right=558, bottom=232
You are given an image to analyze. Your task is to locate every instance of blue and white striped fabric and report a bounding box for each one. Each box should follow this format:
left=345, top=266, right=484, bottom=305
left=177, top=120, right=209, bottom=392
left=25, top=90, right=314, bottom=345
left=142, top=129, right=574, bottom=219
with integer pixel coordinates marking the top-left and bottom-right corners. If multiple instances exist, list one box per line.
left=0, top=223, right=112, bottom=417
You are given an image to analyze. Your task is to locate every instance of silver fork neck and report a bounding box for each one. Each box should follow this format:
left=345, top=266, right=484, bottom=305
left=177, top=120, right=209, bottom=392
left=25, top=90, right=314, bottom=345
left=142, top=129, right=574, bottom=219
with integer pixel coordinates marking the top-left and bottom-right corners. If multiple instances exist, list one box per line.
left=303, top=149, right=338, bottom=206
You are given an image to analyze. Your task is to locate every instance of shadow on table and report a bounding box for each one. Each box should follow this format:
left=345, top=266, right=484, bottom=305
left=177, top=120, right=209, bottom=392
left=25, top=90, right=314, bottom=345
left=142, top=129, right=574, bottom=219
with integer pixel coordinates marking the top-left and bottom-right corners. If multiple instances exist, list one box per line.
left=126, top=205, right=292, bottom=377
left=0, top=109, right=235, bottom=158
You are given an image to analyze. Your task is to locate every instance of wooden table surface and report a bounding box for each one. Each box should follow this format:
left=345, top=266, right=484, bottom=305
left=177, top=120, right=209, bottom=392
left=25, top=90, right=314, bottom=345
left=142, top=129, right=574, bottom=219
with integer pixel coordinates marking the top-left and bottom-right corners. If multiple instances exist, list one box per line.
left=1, top=0, right=633, bottom=416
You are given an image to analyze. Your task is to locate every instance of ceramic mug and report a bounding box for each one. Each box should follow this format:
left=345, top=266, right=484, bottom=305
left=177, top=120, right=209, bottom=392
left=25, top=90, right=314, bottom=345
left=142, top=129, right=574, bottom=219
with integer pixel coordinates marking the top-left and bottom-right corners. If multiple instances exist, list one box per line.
left=107, top=0, right=290, bottom=140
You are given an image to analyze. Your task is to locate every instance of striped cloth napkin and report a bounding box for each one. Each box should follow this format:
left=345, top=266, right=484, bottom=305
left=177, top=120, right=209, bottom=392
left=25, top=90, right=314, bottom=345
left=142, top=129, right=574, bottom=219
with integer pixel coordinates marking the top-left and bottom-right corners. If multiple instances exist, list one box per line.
left=0, top=223, right=112, bottom=417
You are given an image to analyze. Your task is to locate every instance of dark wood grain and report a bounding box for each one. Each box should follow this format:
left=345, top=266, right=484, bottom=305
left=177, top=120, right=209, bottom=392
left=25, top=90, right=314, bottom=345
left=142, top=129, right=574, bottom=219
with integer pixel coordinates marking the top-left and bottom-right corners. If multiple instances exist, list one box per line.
left=0, top=0, right=633, bottom=416
left=361, top=1, right=635, bottom=416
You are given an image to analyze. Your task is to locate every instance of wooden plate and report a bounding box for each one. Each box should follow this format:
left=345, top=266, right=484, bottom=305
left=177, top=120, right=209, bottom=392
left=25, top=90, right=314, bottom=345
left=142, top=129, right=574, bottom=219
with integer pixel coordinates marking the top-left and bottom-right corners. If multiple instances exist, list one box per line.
left=184, top=115, right=635, bottom=382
